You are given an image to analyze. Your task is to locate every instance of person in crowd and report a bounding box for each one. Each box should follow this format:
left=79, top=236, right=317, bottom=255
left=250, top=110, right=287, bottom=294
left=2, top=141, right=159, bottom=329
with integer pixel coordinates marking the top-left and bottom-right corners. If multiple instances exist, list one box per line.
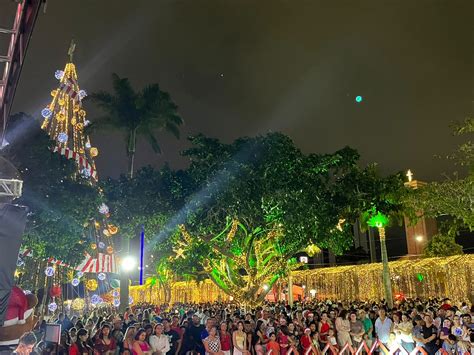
left=132, top=328, right=152, bottom=355
left=397, top=313, right=414, bottom=352
left=203, top=325, right=222, bottom=355
left=69, top=328, right=93, bottom=355
left=335, top=310, right=352, bottom=347
left=219, top=321, right=232, bottom=355
left=149, top=323, right=170, bottom=355
left=375, top=307, right=393, bottom=347
left=122, top=326, right=136, bottom=355
left=233, top=321, right=249, bottom=355
left=266, top=332, right=280, bottom=355
left=162, top=319, right=180, bottom=355
left=94, top=323, right=117, bottom=354
left=349, top=311, right=364, bottom=348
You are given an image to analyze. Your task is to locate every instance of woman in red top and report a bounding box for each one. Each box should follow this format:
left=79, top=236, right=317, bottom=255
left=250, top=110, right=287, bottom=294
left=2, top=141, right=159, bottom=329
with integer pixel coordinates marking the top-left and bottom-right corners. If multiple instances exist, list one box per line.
left=318, top=312, right=331, bottom=348
left=69, top=328, right=93, bottom=355
left=220, top=321, right=232, bottom=355
left=94, top=323, right=117, bottom=354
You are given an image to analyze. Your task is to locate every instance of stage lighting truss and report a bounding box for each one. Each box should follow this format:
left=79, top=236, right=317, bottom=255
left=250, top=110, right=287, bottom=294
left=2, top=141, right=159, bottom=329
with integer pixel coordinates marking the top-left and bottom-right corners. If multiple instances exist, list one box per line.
left=0, top=178, right=23, bottom=199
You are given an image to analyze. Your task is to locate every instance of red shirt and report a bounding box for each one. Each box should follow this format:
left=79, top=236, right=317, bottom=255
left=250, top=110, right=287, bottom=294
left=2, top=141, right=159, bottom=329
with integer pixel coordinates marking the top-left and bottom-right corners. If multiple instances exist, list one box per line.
left=301, top=335, right=312, bottom=350
left=267, top=340, right=280, bottom=354
left=220, top=332, right=232, bottom=351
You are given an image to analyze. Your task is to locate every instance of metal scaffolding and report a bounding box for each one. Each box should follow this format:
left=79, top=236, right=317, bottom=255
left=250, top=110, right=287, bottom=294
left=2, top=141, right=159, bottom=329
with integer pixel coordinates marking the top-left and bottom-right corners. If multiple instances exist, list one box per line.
left=0, top=0, right=43, bottom=145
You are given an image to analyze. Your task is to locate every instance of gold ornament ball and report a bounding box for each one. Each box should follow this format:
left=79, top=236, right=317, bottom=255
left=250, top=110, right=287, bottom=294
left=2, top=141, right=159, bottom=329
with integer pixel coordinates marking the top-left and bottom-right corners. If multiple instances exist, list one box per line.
left=86, top=279, right=98, bottom=291
left=73, top=105, right=80, bottom=113
left=79, top=110, right=86, bottom=117
left=58, top=98, right=65, bottom=106
left=90, top=147, right=99, bottom=157
left=56, top=113, right=66, bottom=122
left=108, top=225, right=118, bottom=235
left=71, top=298, right=85, bottom=311
left=51, top=89, right=58, bottom=97
left=75, top=123, right=84, bottom=131
left=91, top=243, right=97, bottom=250
left=107, top=246, right=114, bottom=254
left=71, top=118, right=77, bottom=126
left=103, top=229, right=111, bottom=237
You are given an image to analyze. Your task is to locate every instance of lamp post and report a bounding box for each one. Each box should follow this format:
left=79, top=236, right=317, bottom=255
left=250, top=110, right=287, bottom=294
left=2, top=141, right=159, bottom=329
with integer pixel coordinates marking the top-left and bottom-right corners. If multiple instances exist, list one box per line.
left=119, top=255, right=136, bottom=312
left=367, top=211, right=393, bottom=308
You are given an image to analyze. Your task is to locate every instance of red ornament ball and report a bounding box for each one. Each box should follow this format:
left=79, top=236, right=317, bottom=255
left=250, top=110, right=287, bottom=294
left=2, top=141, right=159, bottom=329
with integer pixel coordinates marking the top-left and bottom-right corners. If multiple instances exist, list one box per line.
left=49, top=285, right=62, bottom=298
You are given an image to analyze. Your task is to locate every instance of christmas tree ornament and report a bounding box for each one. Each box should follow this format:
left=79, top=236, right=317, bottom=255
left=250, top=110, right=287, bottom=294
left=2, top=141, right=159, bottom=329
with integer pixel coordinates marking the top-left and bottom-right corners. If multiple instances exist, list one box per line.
left=54, top=70, right=64, bottom=80
left=49, top=285, right=62, bottom=298
left=48, top=302, right=58, bottom=312
left=57, top=132, right=68, bottom=143
left=45, top=266, right=55, bottom=277
left=98, top=272, right=106, bottom=281
left=72, top=298, right=85, bottom=311
left=99, top=203, right=109, bottom=214
left=71, top=278, right=80, bottom=287
left=41, top=108, right=52, bottom=118
left=86, top=279, right=98, bottom=291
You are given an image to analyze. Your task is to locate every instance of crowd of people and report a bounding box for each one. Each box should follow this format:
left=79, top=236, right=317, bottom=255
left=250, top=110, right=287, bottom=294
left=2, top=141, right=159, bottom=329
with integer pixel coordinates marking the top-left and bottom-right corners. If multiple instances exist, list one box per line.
left=6, top=298, right=474, bottom=355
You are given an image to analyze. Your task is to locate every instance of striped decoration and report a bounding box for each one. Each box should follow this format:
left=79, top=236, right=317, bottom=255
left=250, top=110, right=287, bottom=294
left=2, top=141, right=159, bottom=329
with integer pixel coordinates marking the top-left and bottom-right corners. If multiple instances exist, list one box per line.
left=76, top=253, right=117, bottom=274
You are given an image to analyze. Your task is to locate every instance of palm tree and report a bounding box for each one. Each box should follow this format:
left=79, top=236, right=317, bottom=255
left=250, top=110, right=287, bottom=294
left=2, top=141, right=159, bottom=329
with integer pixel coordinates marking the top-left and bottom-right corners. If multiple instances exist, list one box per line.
left=91, top=74, right=183, bottom=311
left=91, top=73, right=183, bottom=178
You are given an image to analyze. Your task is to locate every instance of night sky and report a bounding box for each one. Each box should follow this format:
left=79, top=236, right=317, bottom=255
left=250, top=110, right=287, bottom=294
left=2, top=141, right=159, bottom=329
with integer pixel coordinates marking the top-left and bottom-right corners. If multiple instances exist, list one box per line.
left=6, top=0, right=474, bottom=181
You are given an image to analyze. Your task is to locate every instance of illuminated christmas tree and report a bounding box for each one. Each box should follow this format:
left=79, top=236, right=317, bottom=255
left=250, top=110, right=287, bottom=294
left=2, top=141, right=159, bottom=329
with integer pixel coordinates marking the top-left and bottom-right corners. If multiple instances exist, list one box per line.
left=41, top=41, right=98, bottom=180
left=38, top=42, right=120, bottom=308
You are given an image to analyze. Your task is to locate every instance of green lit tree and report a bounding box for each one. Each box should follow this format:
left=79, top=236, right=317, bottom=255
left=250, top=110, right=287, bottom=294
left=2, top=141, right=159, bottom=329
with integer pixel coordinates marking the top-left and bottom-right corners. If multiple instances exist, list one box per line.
left=176, top=219, right=301, bottom=307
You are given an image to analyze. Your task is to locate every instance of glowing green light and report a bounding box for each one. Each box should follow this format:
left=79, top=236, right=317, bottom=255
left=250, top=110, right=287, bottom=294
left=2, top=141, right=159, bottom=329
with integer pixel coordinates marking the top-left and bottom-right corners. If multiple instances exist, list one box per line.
left=367, top=211, right=389, bottom=228
left=355, top=95, right=363, bottom=103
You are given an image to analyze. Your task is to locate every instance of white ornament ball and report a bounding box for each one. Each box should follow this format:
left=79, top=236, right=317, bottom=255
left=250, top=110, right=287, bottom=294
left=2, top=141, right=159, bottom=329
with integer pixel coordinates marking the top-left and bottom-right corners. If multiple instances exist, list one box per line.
left=71, top=278, right=80, bottom=287
left=98, top=272, right=106, bottom=281
left=58, top=132, right=68, bottom=143
left=45, top=266, right=55, bottom=277
left=48, top=302, right=58, bottom=312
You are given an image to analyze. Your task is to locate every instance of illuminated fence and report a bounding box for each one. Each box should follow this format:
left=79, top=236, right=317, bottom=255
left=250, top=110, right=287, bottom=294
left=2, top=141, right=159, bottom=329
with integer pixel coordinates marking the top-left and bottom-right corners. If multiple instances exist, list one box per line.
left=130, top=255, right=474, bottom=304
left=292, top=255, right=474, bottom=302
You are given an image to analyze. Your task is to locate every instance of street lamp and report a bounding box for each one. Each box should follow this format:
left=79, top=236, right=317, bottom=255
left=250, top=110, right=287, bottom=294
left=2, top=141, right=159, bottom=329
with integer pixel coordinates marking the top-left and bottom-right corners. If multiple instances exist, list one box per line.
left=367, top=211, right=393, bottom=307
left=121, top=256, right=137, bottom=272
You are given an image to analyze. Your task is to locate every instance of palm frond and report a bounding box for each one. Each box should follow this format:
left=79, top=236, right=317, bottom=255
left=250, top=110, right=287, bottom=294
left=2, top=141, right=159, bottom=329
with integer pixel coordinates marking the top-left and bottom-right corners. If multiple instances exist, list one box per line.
left=146, top=133, right=162, bottom=154
left=165, top=121, right=181, bottom=139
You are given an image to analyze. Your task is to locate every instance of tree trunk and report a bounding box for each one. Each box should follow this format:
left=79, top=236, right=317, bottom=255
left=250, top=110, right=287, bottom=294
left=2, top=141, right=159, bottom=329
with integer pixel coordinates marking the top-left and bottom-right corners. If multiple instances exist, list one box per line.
left=127, top=128, right=137, bottom=179
left=378, top=227, right=393, bottom=308
left=368, top=228, right=376, bottom=263
left=119, top=269, right=129, bottom=313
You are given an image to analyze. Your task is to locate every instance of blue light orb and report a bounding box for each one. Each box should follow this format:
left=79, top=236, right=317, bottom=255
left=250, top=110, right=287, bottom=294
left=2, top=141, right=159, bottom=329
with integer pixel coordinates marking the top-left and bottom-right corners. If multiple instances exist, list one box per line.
left=81, top=168, right=91, bottom=178
left=78, top=90, right=87, bottom=100
left=71, top=278, right=80, bottom=287
left=90, top=294, right=100, bottom=305
left=98, top=272, right=106, bottom=281
left=112, top=290, right=119, bottom=297
left=55, top=70, right=64, bottom=80
left=128, top=296, right=134, bottom=305
left=41, top=108, right=52, bottom=118
left=113, top=299, right=120, bottom=307
left=44, top=266, right=55, bottom=277
left=98, top=242, right=105, bottom=249
left=58, top=132, right=68, bottom=143
left=48, top=302, right=58, bottom=312
left=355, top=95, right=363, bottom=103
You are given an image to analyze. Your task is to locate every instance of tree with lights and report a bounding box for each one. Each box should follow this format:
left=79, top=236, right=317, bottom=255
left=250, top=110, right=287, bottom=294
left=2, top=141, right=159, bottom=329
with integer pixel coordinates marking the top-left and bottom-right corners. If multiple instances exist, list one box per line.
left=2, top=113, right=99, bottom=267
left=174, top=219, right=301, bottom=307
